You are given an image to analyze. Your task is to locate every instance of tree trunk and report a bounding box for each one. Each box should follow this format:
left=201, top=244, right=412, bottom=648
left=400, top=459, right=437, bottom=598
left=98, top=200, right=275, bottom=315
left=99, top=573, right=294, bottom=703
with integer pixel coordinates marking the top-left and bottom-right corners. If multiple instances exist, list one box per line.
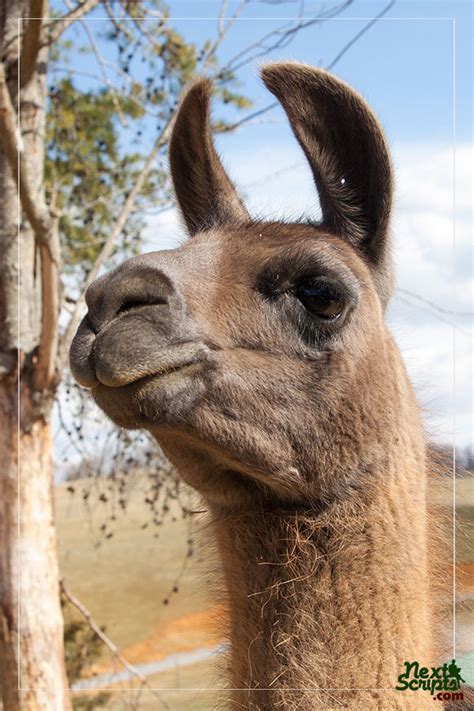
left=0, top=377, right=20, bottom=709
left=0, top=2, right=71, bottom=708
left=1, top=382, right=71, bottom=711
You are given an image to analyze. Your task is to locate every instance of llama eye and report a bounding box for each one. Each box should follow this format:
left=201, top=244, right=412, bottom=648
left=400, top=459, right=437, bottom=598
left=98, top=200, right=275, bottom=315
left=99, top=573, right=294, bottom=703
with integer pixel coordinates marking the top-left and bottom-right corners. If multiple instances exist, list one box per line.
left=295, top=283, right=345, bottom=320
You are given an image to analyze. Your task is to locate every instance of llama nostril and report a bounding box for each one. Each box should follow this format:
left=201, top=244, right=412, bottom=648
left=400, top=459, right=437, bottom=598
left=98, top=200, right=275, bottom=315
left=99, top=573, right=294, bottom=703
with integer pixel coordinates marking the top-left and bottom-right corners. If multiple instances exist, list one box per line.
left=85, top=264, right=176, bottom=332
left=117, top=296, right=168, bottom=316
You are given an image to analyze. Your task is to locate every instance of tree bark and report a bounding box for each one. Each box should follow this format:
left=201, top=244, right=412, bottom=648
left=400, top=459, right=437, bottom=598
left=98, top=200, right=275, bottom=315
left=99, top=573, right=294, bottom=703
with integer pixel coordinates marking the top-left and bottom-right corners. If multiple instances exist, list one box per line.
left=19, top=406, right=71, bottom=709
left=0, top=2, right=71, bottom=708
left=0, top=376, right=20, bottom=709
left=1, top=382, right=71, bottom=710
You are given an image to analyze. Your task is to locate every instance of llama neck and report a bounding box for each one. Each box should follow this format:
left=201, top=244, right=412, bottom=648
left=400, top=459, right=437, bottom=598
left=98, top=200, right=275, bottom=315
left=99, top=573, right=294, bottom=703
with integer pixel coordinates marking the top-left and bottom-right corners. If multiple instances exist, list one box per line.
left=210, top=454, right=436, bottom=709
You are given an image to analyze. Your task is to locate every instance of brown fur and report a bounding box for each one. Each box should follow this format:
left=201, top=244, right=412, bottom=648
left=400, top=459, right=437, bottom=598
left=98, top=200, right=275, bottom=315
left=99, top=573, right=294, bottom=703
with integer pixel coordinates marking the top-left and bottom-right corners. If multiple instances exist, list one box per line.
left=70, top=64, right=456, bottom=709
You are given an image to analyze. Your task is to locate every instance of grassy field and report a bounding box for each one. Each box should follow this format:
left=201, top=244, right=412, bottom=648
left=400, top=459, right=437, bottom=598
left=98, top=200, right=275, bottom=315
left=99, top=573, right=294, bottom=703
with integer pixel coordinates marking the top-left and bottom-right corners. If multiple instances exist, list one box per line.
left=71, top=660, right=224, bottom=710
left=56, top=472, right=473, bottom=709
left=56, top=472, right=222, bottom=708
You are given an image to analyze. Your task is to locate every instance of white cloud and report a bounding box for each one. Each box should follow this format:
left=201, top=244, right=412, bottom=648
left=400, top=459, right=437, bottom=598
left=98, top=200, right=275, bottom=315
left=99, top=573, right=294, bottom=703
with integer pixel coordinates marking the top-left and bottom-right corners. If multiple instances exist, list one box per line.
left=142, top=206, right=183, bottom=252
left=388, top=143, right=472, bottom=448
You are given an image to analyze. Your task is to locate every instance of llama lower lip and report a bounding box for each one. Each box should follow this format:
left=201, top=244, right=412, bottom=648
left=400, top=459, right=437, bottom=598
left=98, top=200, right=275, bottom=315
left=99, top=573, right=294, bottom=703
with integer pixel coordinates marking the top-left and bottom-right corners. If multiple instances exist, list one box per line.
left=91, top=329, right=215, bottom=388
left=95, top=360, right=201, bottom=388
left=132, top=361, right=203, bottom=388
left=91, top=359, right=208, bottom=429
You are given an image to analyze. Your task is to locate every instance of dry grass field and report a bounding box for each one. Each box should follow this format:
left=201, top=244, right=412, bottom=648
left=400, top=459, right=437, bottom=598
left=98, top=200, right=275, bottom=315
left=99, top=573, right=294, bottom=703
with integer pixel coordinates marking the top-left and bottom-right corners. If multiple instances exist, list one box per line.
left=56, top=472, right=473, bottom=709
left=56, top=473, right=222, bottom=708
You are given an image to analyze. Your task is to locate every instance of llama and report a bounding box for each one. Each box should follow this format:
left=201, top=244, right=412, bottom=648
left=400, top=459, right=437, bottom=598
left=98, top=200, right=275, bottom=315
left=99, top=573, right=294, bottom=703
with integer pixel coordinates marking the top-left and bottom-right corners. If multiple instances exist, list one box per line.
left=70, top=63, right=456, bottom=709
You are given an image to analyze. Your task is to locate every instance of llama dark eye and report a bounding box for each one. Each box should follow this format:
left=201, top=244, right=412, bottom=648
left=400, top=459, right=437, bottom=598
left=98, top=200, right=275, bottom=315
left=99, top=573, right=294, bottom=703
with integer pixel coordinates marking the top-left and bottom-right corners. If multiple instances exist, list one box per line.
left=296, top=282, right=345, bottom=320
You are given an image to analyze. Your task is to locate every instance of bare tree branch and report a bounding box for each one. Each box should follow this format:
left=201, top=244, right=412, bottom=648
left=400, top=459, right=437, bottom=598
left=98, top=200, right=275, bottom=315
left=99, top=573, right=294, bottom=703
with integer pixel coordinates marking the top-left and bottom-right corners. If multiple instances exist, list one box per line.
left=221, top=0, right=394, bottom=133
left=220, top=1, right=353, bottom=77
left=20, top=0, right=46, bottom=88
left=218, top=0, right=229, bottom=36
left=43, top=0, right=101, bottom=47
left=397, top=289, right=474, bottom=318
left=209, top=3, right=354, bottom=133
left=58, top=117, right=174, bottom=371
left=61, top=578, right=146, bottom=684
left=36, top=228, right=61, bottom=390
left=0, top=62, right=62, bottom=389
left=201, top=0, right=247, bottom=69
left=60, top=579, right=169, bottom=709
left=327, top=0, right=396, bottom=70
left=103, top=1, right=134, bottom=41
left=396, top=295, right=471, bottom=336
left=0, top=62, right=55, bottom=256
left=56, top=395, right=86, bottom=458
left=124, top=12, right=168, bottom=57
left=69, top=1, right=129, bottom=127
left=218, top=99, right=278, bottom=133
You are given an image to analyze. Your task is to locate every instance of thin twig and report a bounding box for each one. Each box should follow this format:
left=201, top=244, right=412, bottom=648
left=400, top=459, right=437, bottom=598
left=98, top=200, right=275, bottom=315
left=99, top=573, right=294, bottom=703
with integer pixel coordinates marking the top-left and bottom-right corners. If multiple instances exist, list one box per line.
left=55, top=397, right=86, bottom=458
left=327, top=0, right=396, bottom=70
left=103, top=0, right=135, bottom=42
left=126, top=13, right=167, bottom=56
left=221, top=0, right=393, bottom=133
left=397, top=289, right=473, bottom=318
left=218, top=99, right=279, bottom=133
left=396, top=296, right=471, bottom=337
left=218, top=0, right=229, bottom=36
left=60, top=579, right=169, bottom=709
left=221, top=1, right=352, bottom=76
left=69, top=1, right=128, bottom=127
left=202, top=0, right=247, bottom=70
left=43, top=0, right=102, bottom=47
left=61, top=578, right=144, bottom=682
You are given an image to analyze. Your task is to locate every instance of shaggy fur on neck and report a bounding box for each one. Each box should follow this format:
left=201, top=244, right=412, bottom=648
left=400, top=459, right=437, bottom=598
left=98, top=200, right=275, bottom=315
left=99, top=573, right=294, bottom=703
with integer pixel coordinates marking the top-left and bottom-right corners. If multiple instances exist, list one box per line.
left=206, top=449, right=454, bottom=710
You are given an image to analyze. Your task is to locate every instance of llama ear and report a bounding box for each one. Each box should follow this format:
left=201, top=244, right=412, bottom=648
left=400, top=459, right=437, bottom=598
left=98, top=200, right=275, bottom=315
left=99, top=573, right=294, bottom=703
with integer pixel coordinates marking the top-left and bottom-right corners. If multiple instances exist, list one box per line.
left=169, top=79, right=250, bottom=236
left=261, top=63, right=393, bottom=297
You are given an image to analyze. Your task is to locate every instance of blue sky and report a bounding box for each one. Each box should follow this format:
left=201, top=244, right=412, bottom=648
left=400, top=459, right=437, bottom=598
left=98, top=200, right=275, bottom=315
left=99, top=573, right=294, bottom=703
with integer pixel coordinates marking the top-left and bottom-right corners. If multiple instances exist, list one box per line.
left=53, top=0, right=472, bottom=459
left=55, top=0, right=472, bottom=144
left=165, top=0, right=472, bottom=144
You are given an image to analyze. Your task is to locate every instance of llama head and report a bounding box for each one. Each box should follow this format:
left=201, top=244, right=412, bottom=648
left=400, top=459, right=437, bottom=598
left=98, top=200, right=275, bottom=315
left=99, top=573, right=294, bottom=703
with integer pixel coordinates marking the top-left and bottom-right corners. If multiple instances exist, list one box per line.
left=70, top=63, right=400, bottom=509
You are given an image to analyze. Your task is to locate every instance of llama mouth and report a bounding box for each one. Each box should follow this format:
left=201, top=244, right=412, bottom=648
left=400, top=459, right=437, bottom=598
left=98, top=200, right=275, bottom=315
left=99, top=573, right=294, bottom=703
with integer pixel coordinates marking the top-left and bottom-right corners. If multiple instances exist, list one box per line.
left=90, top=358, right=209, bottom=429
left=128, top=361, right=203, bottom=388
left=70, top=310, right=212, bottom=390
left=94, top=357, right=204, bottom=389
